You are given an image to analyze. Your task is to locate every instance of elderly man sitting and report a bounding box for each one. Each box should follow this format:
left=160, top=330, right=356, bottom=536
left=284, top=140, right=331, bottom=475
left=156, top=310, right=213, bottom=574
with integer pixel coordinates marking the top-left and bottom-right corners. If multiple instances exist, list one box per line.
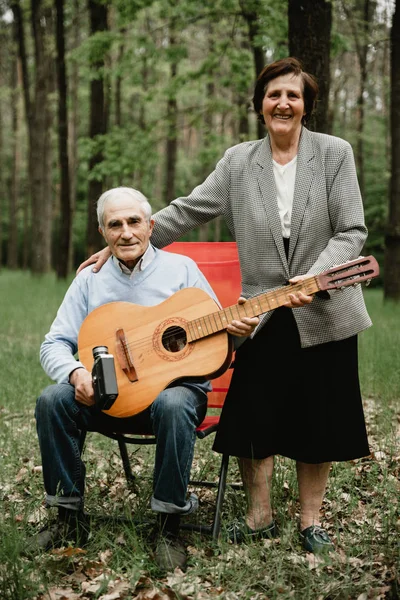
left=30, top=187, right=257, bottom=571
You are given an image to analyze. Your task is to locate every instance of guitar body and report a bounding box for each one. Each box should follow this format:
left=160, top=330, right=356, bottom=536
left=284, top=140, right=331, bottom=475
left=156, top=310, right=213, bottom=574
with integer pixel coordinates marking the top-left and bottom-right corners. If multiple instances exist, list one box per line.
left=78, top=288, right=232, bottom=418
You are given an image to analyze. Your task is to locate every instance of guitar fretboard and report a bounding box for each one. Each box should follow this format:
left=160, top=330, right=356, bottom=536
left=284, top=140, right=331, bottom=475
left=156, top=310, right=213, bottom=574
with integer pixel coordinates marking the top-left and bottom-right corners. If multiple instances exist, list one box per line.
left=186, top=276, right=320, bottom=342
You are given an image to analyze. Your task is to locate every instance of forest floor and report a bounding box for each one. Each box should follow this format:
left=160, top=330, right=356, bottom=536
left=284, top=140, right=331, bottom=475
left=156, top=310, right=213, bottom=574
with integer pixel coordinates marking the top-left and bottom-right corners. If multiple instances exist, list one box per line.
left=0, top=273, right=398, bottom=600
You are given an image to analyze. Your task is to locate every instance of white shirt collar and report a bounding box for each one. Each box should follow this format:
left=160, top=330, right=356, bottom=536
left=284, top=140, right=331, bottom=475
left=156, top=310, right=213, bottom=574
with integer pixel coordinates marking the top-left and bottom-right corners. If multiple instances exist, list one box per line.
left=113, top=243, right=155, bottom=277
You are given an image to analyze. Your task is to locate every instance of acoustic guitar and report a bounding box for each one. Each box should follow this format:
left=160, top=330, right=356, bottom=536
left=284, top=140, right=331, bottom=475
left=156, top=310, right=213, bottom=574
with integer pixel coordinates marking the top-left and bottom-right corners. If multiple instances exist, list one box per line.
left=78, top=255, right=379, bottom=418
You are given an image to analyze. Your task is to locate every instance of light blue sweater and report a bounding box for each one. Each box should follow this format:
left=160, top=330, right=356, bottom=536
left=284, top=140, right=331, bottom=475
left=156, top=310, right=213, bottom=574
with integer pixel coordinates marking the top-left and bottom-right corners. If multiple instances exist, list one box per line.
left=40, top=248, right=219, bottom=390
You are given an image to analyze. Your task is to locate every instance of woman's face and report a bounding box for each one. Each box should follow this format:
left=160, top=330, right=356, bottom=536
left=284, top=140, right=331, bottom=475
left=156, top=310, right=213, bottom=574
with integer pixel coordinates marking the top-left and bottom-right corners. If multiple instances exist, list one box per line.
left=261, top=73, right=305, bottom=139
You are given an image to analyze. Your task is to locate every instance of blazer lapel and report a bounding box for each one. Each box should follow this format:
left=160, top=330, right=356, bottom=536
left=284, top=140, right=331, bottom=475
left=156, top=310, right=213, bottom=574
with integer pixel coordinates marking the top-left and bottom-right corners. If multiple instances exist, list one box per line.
left=256, top=137, right=288, bottom=269
left=288, top=127, right=315, bottom=264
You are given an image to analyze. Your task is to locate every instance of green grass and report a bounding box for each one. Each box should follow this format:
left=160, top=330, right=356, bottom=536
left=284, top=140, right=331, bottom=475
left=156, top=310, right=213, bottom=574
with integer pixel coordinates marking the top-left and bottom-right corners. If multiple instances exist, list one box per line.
left=0, top=271, right=399, bottom=599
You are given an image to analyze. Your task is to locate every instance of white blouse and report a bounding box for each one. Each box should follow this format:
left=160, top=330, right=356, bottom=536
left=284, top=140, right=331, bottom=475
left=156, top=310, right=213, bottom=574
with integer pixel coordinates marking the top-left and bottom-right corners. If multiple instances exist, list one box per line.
left=272, top=155, right=297, bottom=238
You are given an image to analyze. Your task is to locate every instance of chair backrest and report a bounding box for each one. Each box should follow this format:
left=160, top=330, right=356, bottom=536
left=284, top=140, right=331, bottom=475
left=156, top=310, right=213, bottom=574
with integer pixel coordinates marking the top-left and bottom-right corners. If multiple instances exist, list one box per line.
left=164, top=242, right=242, bottom=408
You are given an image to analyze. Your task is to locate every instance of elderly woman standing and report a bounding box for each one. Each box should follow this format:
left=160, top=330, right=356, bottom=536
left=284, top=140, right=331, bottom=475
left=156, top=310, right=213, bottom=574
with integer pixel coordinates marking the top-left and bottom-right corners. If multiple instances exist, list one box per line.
left=81, top=58, right=372, bottom=553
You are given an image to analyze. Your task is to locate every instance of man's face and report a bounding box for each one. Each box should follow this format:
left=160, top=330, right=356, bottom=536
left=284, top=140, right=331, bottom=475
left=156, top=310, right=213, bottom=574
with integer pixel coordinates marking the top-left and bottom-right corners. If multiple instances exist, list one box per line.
left=99, top=196, right=154, bottom=269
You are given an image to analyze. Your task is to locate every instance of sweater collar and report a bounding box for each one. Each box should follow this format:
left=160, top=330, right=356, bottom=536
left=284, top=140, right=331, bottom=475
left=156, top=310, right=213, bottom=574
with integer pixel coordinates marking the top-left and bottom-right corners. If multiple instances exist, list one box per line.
left=112, top=243, right=155, bottom=278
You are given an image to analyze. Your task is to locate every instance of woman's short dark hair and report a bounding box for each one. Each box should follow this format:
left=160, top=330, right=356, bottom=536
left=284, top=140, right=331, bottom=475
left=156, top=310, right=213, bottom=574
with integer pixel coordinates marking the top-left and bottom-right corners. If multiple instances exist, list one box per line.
left=253, top=57, right=319, bottom=125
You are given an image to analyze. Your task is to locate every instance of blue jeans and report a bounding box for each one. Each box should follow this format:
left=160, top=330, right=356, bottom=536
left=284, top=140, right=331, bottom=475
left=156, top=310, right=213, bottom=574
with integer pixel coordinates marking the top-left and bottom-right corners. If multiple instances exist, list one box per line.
left=35, top=383, right=207, bottom=514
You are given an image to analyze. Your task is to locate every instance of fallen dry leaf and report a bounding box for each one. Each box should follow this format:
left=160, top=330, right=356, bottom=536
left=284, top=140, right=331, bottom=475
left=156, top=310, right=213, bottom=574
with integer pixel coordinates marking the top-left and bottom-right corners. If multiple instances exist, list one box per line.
left=134, top=589, right=172, bottom=600
left=50, top=546, right=86, bottom=557
left=98, top=578, right=131, bottom=600
left=81, top=580, right=104, bottom=594
left=38, top=587, right=81, bottom=600
left=304, top=552, right=325, bottom=570
left=286, top=552, right=306, bottom=566
left=99, top=548, right=113, bottom=564
left=64, top=570, right=87, bottom=585
left=15, top=467, right=28, bottom=481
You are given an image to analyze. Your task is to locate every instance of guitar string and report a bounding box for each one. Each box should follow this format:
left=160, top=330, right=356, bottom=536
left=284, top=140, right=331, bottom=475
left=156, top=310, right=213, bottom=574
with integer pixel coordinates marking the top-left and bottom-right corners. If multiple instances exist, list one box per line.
left=88, top=270, right=370, bottom=356
left=115, top=270, right=371, bottom=354
left=110, top=279, right=318, bottom=353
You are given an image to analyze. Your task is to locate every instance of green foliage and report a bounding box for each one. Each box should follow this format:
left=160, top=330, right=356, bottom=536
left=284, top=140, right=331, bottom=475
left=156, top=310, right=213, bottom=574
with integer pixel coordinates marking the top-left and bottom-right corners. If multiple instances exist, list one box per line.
left=360, top=115, right=390, bottom=274
left=164, top=42, right=188, bottom=65
left=219, top=45, right=254, bottom=93
left=0, top=519, right=41, bottom=600
left=359, top=289, right=400, bottom=402
left=113, top=0, right=156, bottom=22
left=78, top=125, right=162, bottom=201
left=0, top=0, right=394, bottom=263
left=80, top=30, right=117, bottom=77
left=330, top=30, right=352, bottom=58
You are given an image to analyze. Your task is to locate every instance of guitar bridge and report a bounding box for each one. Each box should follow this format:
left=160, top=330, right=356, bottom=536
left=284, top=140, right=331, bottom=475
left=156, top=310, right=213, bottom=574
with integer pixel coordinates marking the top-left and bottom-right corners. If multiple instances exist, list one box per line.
left=115, top=328, right=138, bottom=382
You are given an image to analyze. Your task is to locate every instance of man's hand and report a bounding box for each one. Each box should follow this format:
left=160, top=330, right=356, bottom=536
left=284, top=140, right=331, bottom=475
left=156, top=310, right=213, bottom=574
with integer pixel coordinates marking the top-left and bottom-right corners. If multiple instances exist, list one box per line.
left=69, top=368, right=95, bottom=406
left=284, top=275, right=314, bottom=308
left=226, top=297, right=259, bottom=337
left=76, top=247, right=111, bottom=275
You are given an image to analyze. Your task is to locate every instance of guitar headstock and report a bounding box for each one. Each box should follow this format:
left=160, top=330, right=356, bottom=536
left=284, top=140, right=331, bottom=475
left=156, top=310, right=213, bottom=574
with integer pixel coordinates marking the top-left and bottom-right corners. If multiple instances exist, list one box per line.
left=317, top=256, right=379, bottom=291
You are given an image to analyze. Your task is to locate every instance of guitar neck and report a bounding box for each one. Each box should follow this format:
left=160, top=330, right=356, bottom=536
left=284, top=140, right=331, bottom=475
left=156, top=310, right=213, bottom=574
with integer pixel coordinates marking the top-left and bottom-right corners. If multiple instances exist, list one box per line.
left=187, top=276, right=320, bottom=342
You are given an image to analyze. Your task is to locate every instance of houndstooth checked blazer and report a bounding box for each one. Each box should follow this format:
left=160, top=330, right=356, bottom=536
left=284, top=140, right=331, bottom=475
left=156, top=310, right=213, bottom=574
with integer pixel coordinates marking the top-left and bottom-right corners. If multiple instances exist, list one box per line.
left=151, top=127, right=372, bottom=347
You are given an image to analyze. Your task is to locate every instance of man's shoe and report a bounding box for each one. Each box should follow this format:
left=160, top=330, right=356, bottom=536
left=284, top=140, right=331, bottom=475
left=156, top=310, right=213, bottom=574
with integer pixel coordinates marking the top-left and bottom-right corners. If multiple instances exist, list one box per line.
left=25, top=512, right=90, bottom=555
left=154, top=534, right=187, bottom=572
left=227, top=519, right=278, bottom=544
left=300, top=525, right=334, bottom=554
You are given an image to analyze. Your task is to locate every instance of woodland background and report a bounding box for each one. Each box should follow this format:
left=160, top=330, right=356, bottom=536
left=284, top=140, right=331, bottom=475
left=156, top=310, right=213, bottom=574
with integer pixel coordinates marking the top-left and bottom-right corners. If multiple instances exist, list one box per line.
left=0, top=0, right=399, bottom=299
left=0, top=2, right=399, bottom=598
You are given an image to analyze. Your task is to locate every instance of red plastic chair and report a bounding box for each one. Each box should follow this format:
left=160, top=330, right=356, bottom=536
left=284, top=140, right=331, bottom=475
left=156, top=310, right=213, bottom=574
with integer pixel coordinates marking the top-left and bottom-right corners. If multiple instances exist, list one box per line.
left=165, top=241, right=242, bottom=411
left=80, top=242, right=242, bottom=539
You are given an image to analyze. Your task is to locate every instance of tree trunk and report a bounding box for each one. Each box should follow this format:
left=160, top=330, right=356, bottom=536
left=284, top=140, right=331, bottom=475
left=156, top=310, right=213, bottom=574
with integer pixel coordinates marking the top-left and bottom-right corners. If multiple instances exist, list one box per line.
left=86, top=0, right=108, bottom=256
left=7, top=55, right=21, bottom=269
left=237, top=35, right=250, bottom=143
left=55, top=0, right=71, bottom=278
left=30, top=0, right=54, bottom=273
left=288, top=0, right=332, bottom=133
left=164, top=19, right=178, bottom=204
left=115, top=36, right=125, bottom=128
left=22, top=181, right=30, bottom=269
left=67, top=0, right=80, bottom=272
left=11, top=1, right=30, bottom=129
left=341, top=0, right=376, bottom=197
left=384, top=0, right=400, bottom=300
left=239, top=0, right=265, bottom=139
left=0, top=58, right=4, bottom=269
left=198, top=24, right=216, bottom=242
left=382, top=14, right=391, bottom=165
left=355, top=0, right=373, bottom=198
left=10, top=0, right=31, bottom=269
left=238, top=90, right=250, bottom=142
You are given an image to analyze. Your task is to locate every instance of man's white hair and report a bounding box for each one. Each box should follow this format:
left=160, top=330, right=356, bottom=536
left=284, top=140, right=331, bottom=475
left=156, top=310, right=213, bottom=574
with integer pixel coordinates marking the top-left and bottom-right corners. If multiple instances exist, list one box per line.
left=97, top=187, right=152, bottom=229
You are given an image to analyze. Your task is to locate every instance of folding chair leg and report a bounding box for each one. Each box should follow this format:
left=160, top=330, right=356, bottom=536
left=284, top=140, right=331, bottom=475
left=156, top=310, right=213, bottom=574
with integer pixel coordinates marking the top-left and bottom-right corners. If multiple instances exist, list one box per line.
left=211, top=453, right=230, bottom=540
left=79, top=430, right=87, bottom=454
left=117, top=437, right=135, bottom=483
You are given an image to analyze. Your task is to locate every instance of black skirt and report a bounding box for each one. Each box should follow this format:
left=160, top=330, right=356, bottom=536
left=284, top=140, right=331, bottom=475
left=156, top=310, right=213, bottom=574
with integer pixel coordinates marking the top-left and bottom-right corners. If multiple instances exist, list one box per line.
left=212, top=307, right=370, bottom=463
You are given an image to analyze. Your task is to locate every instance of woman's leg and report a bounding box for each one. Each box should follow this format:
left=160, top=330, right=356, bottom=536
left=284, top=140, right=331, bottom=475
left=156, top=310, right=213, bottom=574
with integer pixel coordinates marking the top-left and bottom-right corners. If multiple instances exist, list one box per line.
left=239, top=456, right=274, bottom=529
left=296, top=461, right=331, bottom=530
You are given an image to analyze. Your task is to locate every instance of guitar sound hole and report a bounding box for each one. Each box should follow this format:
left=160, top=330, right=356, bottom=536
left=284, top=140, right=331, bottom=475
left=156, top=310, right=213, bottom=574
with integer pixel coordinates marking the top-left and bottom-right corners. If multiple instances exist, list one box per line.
left=162, top=326, right=187, bottom=353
